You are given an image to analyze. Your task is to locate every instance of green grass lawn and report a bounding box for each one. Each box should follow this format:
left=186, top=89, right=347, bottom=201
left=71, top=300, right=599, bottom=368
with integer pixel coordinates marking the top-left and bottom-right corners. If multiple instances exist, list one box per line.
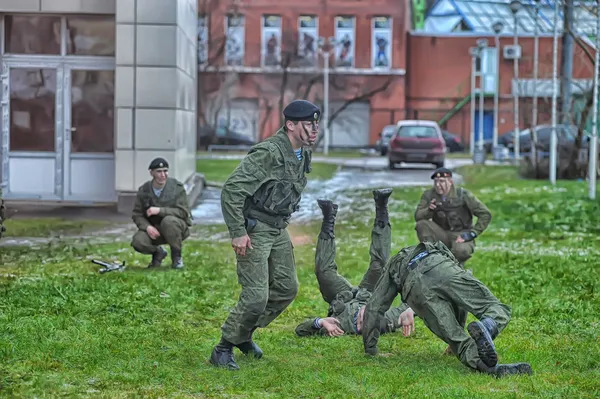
left=1, top=165, right=599, bottom=397
left=2, top=218, right=114, bottom=238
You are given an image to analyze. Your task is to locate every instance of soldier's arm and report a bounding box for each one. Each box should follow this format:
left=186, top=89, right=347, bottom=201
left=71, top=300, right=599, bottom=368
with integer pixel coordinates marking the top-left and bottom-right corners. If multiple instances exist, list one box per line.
left=158, top=184, right=191, bottom=220
left=221, top=146, right=274, bottom=239
left=382, top=302, right=411, bottom=333
left=362, top=270, right=399, bottom=355
left=294, top=318, right=328, bottom=337
left=464, top=189, right=492, bottom=236
left=132, top=189, right=151, bottom=231
left=414, top=190, right=434, bottom=222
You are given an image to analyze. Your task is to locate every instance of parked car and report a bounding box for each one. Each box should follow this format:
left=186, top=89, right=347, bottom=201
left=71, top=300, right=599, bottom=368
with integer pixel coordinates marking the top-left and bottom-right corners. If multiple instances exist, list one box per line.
left=483, top=130, right=520, bottom=153
left=388, top=120, right=446, bottom=169
left=197, top=124, right=256, bottom=150
left=442, top=130, right=465, bottom=153
left=375, top=125, right=397, bottom=155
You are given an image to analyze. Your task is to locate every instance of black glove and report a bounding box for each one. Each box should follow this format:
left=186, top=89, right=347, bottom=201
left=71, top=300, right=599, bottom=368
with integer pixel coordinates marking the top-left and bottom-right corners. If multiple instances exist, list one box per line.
left=459, top=231, right=477, bottom=242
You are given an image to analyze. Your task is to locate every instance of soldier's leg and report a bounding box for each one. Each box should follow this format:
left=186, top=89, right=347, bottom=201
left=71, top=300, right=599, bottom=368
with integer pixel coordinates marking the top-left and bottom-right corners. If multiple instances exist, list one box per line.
left=449, top=232, right=476, bottom=264
left=159, top=215, right=189, bottom=269
left=415, top=219, right=452, bottom=248
left=314, top=199, right=353, bottom=303
left=131, top=230, right=167, bottom=268
left=440, top=267, right=513, bottom=368
left=358, top=188, right=393, bottom=292
left=211, top=224, right=275, bottom=370
left=255, top=228, right=299, bottom=329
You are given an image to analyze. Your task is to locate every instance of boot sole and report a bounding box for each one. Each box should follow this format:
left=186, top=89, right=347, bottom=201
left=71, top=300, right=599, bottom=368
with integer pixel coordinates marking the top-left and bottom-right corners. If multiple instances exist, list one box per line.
left=468, top=321, right=498, bottom=368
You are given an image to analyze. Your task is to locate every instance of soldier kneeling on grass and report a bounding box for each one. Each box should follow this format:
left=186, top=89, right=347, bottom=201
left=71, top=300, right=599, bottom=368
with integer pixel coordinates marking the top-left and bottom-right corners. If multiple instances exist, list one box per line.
left=130, top=157, right=193, bottom=269
left=361, top=240, right=533, bottom=378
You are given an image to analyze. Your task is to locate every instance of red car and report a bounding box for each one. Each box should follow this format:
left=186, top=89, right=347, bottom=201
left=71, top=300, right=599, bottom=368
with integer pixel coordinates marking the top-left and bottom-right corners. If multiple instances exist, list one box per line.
left=387, top=120, right=446, bottom=169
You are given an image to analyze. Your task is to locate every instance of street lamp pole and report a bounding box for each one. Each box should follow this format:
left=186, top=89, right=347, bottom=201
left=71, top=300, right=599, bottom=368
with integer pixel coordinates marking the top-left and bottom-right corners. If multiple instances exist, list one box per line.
left=531, top=0, right=540, bottom=173
left=492, top=21, right=504, bottom=155
left=469, top=47, right=478, bottom=156
left=550, top=0, right=560, bottom=184
left=589, top=3, right=600, bottom=200
left=318, top=36, right=336, bottom=156
left=510, top=0, right=521, bottom=164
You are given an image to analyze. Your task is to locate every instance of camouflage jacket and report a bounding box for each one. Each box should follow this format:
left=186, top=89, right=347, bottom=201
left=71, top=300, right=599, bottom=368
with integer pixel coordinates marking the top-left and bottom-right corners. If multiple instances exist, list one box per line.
left=220, top=128, right=312, bottom=239
left=131, top=177, right=192, bottom=231
left=362, top=241, right=458, bottom=355
left=414, top=186, right=492, bottom=235
left=295, top=287, right=410, bottom=337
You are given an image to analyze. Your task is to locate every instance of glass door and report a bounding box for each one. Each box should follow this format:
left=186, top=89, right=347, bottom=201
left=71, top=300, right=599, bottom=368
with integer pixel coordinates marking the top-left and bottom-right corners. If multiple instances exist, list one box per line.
left=62, top=65, right=115, bottom=202
left=1, top=61, right=62, bottom=200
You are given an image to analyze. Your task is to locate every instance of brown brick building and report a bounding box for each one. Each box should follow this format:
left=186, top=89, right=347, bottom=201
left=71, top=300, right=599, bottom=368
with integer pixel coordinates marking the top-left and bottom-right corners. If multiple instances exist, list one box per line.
left=197, top=0, right=596, bottom=148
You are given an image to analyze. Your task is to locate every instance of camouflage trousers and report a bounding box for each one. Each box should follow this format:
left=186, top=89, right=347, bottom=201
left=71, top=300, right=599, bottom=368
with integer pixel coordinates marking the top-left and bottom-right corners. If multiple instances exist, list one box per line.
left=403, top=261, right=511, bottom=370
left=131, top=215, right=190, bottom=254
left=415, top=220, right=475, bottom=263
left=221, top=220, right=299, bottom=345
left=315, top=223, right=391, bottom=303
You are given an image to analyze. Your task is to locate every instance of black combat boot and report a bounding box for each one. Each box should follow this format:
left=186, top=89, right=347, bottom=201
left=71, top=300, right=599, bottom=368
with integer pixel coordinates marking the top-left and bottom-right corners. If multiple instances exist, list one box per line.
left=478, top=361, right=533, bottom=378
left=236, top=327, right=263, bottom=359
left=147, top=246, right=167, bottom=268
left=468, top=318, right=500, bottom=367
left=317, top=199, right=338, bottom=239
left=210, top=338, right=240, bottom=370
left=170, top=247, right=184, bottom=269
left=373, top=188, right=393, bottom=228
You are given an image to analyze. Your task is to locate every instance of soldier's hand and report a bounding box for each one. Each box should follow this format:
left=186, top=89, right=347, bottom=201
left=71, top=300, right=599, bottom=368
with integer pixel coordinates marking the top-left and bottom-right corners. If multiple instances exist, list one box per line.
left=146, top=226, right=160, bottom=240
left=146, top=207, right=160, bottom=216
left=321, top=317, right=344, bottom=337
left=399, top=309, right=415, bottom=337
left=232, top=234, right=252, bottom=256
left=428, top=199, right=437, bottom=210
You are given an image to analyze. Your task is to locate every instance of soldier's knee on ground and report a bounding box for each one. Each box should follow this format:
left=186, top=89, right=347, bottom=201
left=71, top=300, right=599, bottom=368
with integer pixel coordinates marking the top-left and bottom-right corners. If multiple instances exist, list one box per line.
left=452, top=244, right=474, bottom=262
left=415, top=220, right=436, bottom=239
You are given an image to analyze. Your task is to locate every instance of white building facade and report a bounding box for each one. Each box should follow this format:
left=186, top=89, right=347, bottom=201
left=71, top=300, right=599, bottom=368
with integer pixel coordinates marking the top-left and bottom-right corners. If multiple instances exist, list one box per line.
left=0, top=0, right=200, bottom=212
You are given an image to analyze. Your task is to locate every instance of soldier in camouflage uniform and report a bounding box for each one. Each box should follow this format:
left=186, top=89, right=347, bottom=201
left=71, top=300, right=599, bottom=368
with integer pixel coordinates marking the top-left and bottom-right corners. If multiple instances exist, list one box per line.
left=295, top=190, right=416, bottom=338
left=414, top=167, right=492, bottom=266
left=131, top=157, right=192, bottom=269
left=362, top=241, right=533, bottom=378
left=210, top=100, right=320, bottom=371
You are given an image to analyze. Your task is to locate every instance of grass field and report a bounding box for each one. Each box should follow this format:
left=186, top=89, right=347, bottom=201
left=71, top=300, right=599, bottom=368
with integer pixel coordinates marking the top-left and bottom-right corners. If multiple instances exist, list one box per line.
left=1, top=165, right=599, bottom=397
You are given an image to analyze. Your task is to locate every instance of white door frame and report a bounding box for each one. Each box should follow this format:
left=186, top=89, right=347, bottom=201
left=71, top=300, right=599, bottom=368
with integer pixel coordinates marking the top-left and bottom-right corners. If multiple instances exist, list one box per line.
left=62, top=61, right=115, bottom=202
left=1, top=57, right=115, bottom=201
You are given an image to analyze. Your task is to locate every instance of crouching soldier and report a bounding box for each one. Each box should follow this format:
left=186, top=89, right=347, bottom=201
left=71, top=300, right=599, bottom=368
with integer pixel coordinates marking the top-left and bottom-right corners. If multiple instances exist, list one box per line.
left=414, top=167, right=492, bottom=266
left=295, top=189, right=415, bottom=338
left=131, top=157, right=192, bottom=269
left=362, top=241, right=533, bottom=378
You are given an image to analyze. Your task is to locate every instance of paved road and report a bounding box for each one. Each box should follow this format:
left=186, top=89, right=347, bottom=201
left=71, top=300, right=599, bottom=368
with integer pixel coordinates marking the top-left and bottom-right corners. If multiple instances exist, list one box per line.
left=192, top=155, right=477, bottom=225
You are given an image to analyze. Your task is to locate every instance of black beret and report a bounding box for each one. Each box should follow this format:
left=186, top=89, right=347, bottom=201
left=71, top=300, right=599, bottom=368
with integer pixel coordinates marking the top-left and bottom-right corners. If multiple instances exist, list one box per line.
left=149, top=157, right=169, bottom=170
left=283, top=100, right=321, bottom=122
left=431, top=167, right=452, bottom=179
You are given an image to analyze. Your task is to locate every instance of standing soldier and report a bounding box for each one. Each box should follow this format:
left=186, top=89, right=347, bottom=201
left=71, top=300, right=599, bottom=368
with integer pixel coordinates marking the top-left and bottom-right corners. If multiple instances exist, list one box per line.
left=414, top=167, right=491, bottom=266
left=361, top=241, right=533, bottom=378
left=210, top=100, right=320, bottom=370
left=130, top=157, right=192, bottom=269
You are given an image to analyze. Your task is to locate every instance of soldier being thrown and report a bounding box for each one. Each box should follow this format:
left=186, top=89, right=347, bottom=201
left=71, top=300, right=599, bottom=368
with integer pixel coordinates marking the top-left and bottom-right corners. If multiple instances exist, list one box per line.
left=130, top=158, right=192, bottom=269
left=295, top=189, right=416, bottom=338
left=361, top=241, right=533, bottom=378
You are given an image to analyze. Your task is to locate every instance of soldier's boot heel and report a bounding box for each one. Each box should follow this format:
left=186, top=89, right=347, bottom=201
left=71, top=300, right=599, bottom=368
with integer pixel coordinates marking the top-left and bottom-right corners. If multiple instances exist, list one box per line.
left=170, top=247, right=184, bottom=269
left=210, top=339, right=240, bottom=371
left=482, top=362, right=533, bottom=378
left=468, top=319, right=499, bottom=367
left=148, top=246, right=168, bottom=268
left=236, top=341, right=263, bottom=359
left=373, top=188, right=393, bottom=227
left=317, top=199, right=339, bottom=239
